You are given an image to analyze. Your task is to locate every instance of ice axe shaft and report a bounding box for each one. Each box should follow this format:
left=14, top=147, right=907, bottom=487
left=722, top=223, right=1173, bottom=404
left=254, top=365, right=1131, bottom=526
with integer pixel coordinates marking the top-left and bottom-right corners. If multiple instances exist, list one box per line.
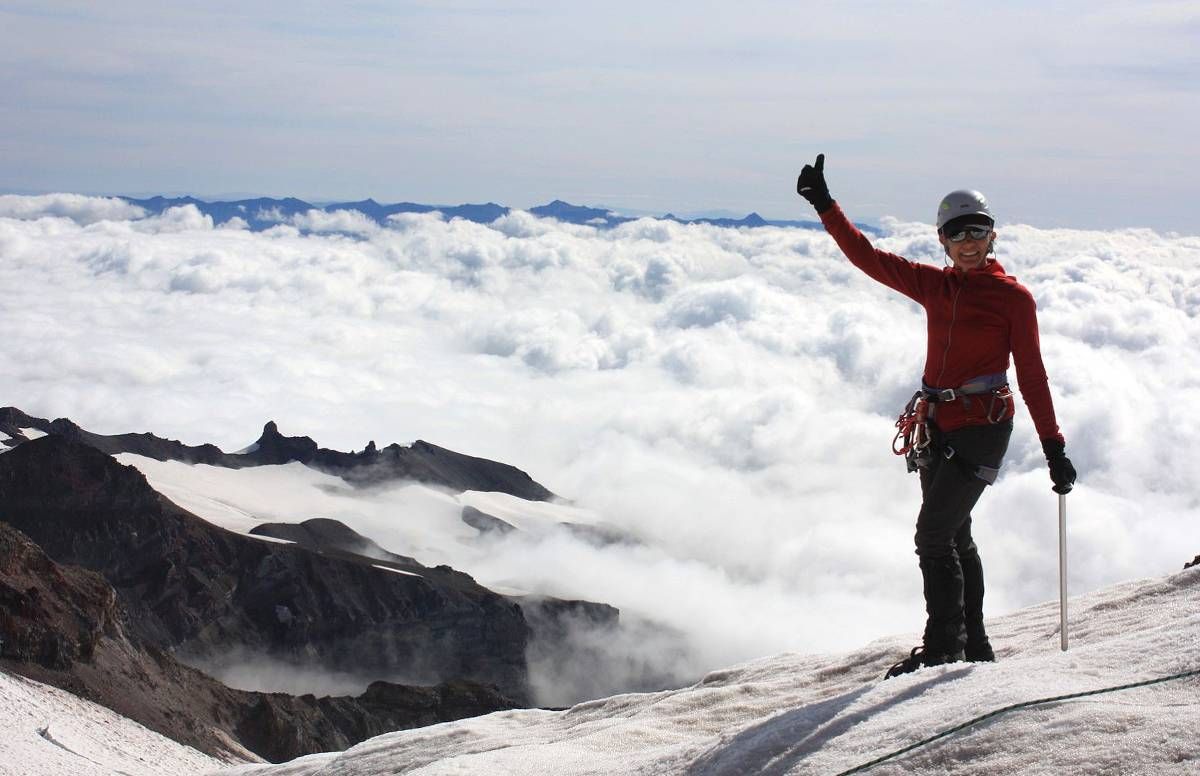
left=1058, top=493, right=1068, bottom=651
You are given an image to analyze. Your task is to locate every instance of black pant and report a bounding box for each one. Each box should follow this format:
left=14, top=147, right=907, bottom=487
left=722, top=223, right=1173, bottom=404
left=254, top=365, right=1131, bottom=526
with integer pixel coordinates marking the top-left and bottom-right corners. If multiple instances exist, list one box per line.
left=914, top=420, right=1012, bottom=654
left=915, top=420, right=1013, bottom=558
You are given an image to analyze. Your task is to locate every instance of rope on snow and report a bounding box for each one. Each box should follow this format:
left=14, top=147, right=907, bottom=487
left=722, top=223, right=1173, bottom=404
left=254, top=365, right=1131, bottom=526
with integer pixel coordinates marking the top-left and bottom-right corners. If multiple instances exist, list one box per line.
left=834, top=667, right=1200, bottom=775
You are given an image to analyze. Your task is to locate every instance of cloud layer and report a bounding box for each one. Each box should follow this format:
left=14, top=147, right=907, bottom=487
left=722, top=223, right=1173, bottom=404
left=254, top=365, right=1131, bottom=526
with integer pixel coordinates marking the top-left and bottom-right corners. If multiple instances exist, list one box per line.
left=3, top=197, right=1198, bottom=693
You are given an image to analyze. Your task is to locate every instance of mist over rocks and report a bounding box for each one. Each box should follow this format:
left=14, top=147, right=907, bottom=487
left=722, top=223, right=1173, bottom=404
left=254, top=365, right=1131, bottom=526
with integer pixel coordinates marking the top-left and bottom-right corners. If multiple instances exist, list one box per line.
left=514, top=596, right=698, bottom=708
left=3, top=407, right=679, bottom=710
left=0, top=521, right=517, bottom=763
left=556, top=520, right=643, bottom=548
left=0, top=435, right=533, bottom=704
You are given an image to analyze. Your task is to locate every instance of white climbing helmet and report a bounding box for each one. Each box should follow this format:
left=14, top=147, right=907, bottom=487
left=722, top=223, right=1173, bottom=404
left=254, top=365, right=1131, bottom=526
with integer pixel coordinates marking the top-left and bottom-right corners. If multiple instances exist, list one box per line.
left=936, top=190, right=994, bottom=231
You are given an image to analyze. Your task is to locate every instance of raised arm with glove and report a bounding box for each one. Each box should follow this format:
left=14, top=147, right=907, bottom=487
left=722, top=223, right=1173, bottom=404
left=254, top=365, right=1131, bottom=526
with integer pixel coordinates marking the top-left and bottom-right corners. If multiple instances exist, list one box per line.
left=796, top=153, right=834, bottom=214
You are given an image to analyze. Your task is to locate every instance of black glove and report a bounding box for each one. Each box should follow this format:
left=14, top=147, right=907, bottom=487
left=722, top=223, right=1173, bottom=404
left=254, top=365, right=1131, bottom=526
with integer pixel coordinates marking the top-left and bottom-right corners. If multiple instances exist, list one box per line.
left=796, top=153, right=834, bottom=214
left=1041, top=438, right=1077, bottom=494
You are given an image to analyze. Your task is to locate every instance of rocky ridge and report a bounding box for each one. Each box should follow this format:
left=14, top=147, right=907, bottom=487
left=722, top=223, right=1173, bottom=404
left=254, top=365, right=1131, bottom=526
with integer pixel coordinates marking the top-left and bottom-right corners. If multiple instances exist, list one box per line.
left=0, top=406, right=555, bottom=500
left=0, top=436, right=533, bottom=703
left=0, top=407, right=655, bottom=748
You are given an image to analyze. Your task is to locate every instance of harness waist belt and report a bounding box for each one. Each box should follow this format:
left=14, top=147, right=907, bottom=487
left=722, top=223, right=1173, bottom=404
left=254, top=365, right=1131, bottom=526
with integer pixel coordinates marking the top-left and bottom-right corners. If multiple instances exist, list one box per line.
left=921, top=372, right=1009, bottom=403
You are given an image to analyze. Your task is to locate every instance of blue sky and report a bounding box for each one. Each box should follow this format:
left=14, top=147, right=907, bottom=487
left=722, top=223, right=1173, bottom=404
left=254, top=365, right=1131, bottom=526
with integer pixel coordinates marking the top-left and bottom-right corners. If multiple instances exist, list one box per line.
left=2, top=1, right=1198, bottom=231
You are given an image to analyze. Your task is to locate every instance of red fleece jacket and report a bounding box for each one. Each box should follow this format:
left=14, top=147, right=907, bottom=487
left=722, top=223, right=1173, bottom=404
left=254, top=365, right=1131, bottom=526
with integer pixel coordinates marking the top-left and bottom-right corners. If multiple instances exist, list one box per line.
left=820, top=204, right=1064, bottom=444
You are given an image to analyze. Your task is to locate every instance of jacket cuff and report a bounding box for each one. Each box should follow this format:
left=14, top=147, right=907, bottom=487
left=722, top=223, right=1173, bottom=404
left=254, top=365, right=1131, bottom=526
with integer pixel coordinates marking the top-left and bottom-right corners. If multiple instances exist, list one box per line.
left=1041, top=437, right=1066, bottom=459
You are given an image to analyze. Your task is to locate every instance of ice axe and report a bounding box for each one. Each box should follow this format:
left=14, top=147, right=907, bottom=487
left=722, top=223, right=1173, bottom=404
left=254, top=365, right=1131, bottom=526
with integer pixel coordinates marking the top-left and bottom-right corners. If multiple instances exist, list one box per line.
left=1058, top=493, right=1068, bottom=651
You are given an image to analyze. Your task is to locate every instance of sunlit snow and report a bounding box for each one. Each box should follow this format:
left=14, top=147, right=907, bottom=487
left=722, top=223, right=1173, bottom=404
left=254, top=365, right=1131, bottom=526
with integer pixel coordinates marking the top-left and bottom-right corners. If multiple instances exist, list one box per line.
left=0, top=670, right=227, bottom=776
left=371, top=564, right=422, bottom=577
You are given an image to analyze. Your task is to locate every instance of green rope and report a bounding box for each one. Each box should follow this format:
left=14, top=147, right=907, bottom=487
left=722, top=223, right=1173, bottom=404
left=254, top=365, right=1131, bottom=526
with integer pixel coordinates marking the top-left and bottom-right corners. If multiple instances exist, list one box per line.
left=834, top=667, right=1200, bottom=775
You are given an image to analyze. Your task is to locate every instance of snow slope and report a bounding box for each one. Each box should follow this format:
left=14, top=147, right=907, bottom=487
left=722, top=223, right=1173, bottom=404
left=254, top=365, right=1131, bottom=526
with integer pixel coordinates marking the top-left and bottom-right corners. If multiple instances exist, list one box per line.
left=0, top=670, right=227, bottom=776
left=115, top=453, right=606, bottom=586
left=205, top=566, right=1200, bottom=775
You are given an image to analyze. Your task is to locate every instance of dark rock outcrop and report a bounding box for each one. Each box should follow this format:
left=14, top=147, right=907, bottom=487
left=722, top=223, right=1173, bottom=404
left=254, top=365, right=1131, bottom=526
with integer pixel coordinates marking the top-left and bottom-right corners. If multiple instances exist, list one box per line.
left=557, top=521, right=642, bottom=547
left=0, top=521, right=517, bottom=763
left=0, top=407, right=556, bottom=501
left=249, top=517, right=420, bottom=567
left=2, top=406, right=227, bottom=464
left=1186, top=555, right=1199, bottom=570
left=462, top=506, right=519, bottom=536
left=0, top=436, right=532, bottom=704
left=0, top=520, right=117, bottom=671
left=246, top=518, right=490, bottom=597
left=241, top=421, right=554, bottom=499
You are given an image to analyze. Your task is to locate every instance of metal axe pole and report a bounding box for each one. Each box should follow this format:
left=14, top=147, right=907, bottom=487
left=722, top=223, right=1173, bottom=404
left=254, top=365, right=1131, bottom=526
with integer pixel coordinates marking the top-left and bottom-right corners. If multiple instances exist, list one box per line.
left=1058, top=493, right=1068, bottom=651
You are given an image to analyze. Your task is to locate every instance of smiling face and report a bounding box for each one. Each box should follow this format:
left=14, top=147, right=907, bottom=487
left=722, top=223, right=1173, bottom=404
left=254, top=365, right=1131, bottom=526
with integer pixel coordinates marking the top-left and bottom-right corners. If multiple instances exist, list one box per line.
left=938, top=218, right=996, bottom=271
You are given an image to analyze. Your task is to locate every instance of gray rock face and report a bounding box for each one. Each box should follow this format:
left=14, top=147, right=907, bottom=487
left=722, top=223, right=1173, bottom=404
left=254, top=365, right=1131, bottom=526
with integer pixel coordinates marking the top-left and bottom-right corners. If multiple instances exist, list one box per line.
left=0, top=436, right=532, bottom=704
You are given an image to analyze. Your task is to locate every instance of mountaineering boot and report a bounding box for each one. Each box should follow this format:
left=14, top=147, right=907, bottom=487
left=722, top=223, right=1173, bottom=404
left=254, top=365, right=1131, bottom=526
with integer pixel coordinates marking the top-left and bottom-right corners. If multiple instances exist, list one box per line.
left=961, top=549, right=995, bottom=662
left=883, top=555, right=968, bottom=679
left=884, top=646, right=965, bottom=679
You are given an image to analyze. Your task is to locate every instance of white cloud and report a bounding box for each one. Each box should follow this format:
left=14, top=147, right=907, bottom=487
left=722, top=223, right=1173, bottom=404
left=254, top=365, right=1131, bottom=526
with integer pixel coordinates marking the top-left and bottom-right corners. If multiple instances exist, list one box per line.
left=131, top=204, right=214, bottom=233
left=2, top=197, right=1198, bottom=699
left=290, top=208, right=379, bottom=235
left=0, top=193, right=146, bottom=225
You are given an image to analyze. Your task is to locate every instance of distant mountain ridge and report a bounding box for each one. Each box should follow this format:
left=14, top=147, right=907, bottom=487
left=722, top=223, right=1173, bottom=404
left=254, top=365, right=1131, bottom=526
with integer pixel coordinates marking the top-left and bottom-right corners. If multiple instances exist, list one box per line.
left=0, top=407, right=555, bottom=500
left=119, top=194, right=879, bottom=233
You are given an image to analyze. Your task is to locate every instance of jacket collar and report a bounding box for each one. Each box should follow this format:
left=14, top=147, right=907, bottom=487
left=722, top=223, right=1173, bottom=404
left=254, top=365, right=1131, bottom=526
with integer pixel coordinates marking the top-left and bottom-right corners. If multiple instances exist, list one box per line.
left=949, top=258, right=1006, bottom=277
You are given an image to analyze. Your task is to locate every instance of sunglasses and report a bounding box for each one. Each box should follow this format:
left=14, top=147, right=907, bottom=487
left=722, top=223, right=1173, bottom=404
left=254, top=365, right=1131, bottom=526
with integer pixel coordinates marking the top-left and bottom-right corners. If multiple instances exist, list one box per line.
left=944, top=226, right=992, bottom=243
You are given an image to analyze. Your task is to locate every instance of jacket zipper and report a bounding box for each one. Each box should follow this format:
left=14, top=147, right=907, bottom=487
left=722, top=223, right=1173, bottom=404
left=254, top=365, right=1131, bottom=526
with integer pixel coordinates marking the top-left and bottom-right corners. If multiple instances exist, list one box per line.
left=935, top=276, right=965, bottom=388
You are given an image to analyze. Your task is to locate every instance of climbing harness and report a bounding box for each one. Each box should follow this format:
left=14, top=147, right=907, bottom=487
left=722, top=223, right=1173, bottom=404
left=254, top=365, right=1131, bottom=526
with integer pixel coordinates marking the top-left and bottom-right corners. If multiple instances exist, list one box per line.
left=922, top=373, right=1013, bottom=423
left=893, top=372, right=1013, bottom=477
left=834, top=667, right=1200, bottom=775
left=893, top=392, right=932, bottom=472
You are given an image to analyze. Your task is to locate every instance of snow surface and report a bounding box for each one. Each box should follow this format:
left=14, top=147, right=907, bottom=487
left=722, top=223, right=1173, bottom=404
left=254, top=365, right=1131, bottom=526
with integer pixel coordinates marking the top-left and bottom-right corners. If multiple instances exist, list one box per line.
left=0, top=670, right=226, bottom=776
left=18, top=427, right=47, bottom=440
left=204, top=567, right=1200, bottom=776
left=372, top=564, right=422, bottom=577
left=244, top=533, right=296, bottom=545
